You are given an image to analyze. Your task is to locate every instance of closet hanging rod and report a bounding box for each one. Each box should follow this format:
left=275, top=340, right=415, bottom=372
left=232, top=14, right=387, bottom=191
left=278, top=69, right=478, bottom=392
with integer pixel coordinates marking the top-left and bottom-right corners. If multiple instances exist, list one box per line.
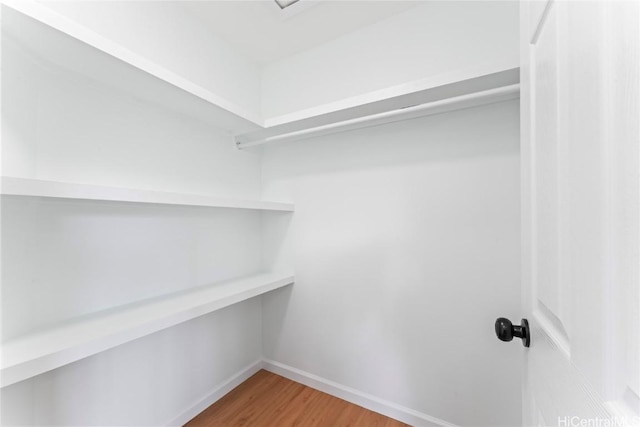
left=235, top=83, right=520, bottom=149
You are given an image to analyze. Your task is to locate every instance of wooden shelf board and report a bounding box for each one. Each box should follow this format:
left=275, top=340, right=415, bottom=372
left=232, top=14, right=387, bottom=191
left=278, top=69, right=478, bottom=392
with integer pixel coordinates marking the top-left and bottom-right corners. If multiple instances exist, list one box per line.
left=0, top=273, right=294, bottom=388
left=1, top=177, right=294, bottom=212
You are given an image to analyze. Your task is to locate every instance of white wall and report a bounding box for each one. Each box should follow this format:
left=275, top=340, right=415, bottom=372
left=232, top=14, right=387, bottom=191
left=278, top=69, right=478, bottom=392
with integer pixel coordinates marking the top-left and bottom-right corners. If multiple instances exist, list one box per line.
left=261, top=100, right=522, bottom=427
left=35, top=0, right=263, bottom=121
left=261, top=1, right=519, bottom=122
left=1, top=13, right=267, bottom=425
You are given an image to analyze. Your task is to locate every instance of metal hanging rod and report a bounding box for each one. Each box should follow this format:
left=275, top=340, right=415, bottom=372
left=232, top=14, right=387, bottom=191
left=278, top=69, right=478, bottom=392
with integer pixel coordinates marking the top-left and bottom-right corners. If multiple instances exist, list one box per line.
left=235, top=83, right=520, bottom=149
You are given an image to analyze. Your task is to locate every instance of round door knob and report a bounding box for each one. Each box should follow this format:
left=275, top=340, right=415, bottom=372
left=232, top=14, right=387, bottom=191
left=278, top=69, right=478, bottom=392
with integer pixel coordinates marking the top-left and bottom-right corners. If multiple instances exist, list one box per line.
left=495, top=317, right=530, bottom=347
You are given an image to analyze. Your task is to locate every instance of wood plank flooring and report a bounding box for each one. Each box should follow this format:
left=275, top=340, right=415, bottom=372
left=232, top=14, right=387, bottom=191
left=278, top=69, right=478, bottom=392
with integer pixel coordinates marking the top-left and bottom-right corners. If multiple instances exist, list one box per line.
left=184, top=370, right=409, bottom=427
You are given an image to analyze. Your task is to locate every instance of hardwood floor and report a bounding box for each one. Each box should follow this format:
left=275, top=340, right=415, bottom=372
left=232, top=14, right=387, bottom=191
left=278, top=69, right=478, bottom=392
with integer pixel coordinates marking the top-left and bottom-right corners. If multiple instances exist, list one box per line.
left=184, top=370, right=409, bottom=427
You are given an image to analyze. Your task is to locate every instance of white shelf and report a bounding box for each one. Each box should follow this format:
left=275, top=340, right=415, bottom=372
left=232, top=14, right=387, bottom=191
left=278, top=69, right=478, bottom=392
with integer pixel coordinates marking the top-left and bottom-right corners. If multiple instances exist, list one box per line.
left=0, top=273, right=294, bottom=388
left=235, top=65, right=520, bottom=148
left=1, top=177, right=294, bottom=212
left=264, top=61, right=520, bottom=128
left=2, top=1, right=263, bottom=134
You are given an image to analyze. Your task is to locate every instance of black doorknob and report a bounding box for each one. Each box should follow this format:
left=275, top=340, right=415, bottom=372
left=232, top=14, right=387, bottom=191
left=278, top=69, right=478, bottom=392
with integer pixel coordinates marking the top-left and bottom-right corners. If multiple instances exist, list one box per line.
left=495, top=317, right=530, bottom=347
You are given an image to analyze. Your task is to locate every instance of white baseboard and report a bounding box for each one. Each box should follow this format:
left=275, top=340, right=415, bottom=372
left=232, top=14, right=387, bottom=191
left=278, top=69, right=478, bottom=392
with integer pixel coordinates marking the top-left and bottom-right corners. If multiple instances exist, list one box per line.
left=167, top=359, right=458, bottom=427
left=166, top=360, right=263, bottom=427
left=262, top=359, right=459, bottom=427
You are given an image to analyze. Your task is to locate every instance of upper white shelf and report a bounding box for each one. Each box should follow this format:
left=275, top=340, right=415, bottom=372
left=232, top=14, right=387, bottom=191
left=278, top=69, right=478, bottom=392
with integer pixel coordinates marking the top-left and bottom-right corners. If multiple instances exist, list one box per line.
left=2, top=1, right=263, bottom=134
left=1, top=177, right=294, bottom=212
left=265, top=62, right=520, bottom=128
left=1, top=272, right=294, bottom=388
left=235, top=65, right=520, bottom=148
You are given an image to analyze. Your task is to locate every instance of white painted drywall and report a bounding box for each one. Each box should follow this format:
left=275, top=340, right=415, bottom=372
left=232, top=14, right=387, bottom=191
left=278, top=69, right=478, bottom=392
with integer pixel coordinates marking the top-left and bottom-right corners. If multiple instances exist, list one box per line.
left=261, top=100, right=522, bottom=427
left=34, top=0, right=263, bottom=120
left=261, top=1, right=519, bottom=122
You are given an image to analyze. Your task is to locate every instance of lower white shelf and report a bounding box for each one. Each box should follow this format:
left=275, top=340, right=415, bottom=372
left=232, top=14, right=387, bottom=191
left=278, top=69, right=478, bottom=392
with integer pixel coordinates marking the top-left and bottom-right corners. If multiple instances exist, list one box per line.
left=0, top=273, right=294, bottom=388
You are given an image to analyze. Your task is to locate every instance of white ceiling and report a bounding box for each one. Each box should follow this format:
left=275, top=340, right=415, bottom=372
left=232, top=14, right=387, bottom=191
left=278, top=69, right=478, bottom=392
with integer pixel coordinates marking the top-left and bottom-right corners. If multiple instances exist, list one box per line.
left=182, top=1, right=421, bottom=65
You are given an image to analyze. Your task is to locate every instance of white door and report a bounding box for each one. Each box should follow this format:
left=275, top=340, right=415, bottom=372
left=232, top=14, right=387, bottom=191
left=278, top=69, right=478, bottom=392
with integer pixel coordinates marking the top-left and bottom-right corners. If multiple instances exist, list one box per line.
left=519, top=0, right=640, bottom=426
